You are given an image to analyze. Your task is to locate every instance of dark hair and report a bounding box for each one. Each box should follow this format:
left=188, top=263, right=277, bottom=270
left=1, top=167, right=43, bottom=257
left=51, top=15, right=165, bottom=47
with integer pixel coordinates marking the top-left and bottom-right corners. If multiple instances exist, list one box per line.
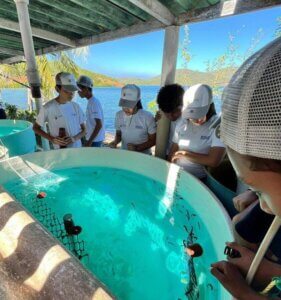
left=206, top=103, right=217, bottom=121
left=136, top=100, right=143, bottom=109
left=249, top=156, right=281, bottom=173
left=156, top=84, right=184, bottom=113
left=228, top=147, right=281, bottom=174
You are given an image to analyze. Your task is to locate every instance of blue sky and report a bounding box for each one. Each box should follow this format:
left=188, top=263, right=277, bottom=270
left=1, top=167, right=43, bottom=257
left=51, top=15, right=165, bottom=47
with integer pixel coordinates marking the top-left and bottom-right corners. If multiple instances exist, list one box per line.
left=74, top=6, right=280, bottom=78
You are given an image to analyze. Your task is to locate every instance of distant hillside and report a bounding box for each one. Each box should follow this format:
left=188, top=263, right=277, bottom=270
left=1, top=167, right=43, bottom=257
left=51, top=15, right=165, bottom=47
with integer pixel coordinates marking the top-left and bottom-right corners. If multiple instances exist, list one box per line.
left=118, top=68, right=237, bottom=86
left=79, top=68, right=122, bottom=87
left=0, top=66, right=122, bottom=88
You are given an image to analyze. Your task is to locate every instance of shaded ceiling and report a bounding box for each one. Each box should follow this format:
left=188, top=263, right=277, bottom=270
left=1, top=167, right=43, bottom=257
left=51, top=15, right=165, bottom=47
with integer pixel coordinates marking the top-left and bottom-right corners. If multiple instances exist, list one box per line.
left=0, top=0, right=280, bottom=63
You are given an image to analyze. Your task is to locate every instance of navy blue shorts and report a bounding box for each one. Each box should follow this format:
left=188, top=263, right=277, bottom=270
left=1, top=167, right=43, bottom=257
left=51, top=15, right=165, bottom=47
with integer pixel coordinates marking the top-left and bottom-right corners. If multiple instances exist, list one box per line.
left=235, top=202, right=281, bottom=263
left=91, top=141, right=103, bottom=147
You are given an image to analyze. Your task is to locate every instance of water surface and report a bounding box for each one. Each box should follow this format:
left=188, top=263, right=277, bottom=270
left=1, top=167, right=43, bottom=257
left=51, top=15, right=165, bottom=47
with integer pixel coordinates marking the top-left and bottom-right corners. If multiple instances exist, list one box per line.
left=5, top=166, right=219, bottom=300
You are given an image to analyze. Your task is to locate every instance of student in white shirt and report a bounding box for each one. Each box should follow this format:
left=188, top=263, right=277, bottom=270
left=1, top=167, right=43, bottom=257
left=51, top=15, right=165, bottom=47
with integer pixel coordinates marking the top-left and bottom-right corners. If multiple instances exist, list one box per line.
left=109, top=84, right=156, bottom=154
left=156, top=84, right=185, bottom=157
left=169, top=84, right=225, bottom=179
left=33, top=72, right=86, bottom=149
left=77, top=75, right=105, bottom=147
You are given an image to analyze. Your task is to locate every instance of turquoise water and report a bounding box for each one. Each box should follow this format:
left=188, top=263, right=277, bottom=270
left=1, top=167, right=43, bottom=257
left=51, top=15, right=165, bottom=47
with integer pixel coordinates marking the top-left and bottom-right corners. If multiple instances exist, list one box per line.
left=5, top=166, right=219, bottom=300
left=0, top=126, right=23, bottom=137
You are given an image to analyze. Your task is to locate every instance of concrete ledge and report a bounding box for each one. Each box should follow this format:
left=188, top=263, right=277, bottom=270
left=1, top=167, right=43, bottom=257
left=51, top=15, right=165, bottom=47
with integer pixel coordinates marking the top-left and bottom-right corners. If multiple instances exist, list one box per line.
left=0, top=186, right=114, bottom=300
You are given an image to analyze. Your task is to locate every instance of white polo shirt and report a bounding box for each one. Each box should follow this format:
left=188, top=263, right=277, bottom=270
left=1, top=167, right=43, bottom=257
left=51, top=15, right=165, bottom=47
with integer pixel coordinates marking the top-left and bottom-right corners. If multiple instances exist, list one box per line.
left=173, top=115, right=225, bottom=178
left=36, top=98, right=85, bottom=149
left=115, top=109, right=157, bottom=154
left=86, top=96, right=105, bottom=142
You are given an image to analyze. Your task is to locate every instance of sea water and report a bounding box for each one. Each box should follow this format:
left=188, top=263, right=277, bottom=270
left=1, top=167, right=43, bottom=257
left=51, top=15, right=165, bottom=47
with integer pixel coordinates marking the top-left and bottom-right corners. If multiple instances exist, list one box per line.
left=1, top=86, right=222, bottom=134
left=5, top=166, right=219, bottom=300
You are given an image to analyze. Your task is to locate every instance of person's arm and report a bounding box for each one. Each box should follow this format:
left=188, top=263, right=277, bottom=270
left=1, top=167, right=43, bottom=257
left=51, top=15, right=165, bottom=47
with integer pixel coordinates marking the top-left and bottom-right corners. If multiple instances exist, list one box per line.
left=128, top=113, right=157, bottom=152
left=168, top=143, right=179, bottom=162
left=128, top=133, right=156, bottom=152
left=171, top=147, right=225, bottom=167
left=68, top=123, right=86, bottom=144
left=33, top=121, right=66, bottom=147
left=85, top=119, right=102, bottom=147
left=64, top=104, right=86, bottom=145
left=233, top=190, right=258, bottom=212
left=211, top=261, right=272, bottom=300
left=109, top=130, right=122, bottom=148
left=225, top=242, right=281, bottom=289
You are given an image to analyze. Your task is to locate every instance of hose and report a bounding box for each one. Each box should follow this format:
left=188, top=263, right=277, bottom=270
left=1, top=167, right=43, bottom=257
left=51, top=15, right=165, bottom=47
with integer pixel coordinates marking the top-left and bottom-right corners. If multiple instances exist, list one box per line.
left=246, top=216, right=281, bottom=284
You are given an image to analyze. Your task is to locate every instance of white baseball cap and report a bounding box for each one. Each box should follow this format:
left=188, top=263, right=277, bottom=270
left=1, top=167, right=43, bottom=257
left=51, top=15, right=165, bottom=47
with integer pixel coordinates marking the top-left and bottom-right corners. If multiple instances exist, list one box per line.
left=77, top=75, right=93, bottom=88
left=55, top=72, right=79, bottom=92
left=119, top=84, right=141, bottom=108
left=182, top=84, right=213, bottom=119
left=221, top=37, right=281, bottom=160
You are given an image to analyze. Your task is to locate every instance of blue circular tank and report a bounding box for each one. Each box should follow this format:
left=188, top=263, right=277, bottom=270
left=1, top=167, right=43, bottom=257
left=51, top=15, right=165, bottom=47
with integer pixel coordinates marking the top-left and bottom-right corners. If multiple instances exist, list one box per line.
left=0, top=120, right=36, bottom=158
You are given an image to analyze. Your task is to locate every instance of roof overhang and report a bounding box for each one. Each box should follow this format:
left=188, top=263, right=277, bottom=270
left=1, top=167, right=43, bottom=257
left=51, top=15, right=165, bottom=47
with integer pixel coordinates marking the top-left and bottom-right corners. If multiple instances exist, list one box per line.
left=0, top=0, right=280, bottom=64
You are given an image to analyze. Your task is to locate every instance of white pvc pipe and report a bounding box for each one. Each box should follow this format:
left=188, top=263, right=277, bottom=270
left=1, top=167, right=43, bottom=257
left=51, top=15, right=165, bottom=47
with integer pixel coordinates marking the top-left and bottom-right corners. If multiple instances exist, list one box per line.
left=14, top=0, right=49, bottom=150
left=246, top=216, right=281, bottom=284
left=14, top=0, right=41, bottom=110
left=155, top=26, right=179, bottom=158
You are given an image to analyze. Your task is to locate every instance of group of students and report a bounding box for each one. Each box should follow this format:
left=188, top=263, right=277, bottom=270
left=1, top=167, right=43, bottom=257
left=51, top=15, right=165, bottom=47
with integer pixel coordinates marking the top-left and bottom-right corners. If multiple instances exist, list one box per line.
left=33, top=71, right=225, bottom=181
left=32, top=36, right=281, bottom=299
left=33, top=72, right=104, bottom=149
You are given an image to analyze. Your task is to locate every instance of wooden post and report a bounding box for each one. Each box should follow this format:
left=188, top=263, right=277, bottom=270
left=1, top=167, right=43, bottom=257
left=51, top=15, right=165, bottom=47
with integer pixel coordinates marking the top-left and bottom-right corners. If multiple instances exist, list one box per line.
left=155, top=25, right=179, bottom=158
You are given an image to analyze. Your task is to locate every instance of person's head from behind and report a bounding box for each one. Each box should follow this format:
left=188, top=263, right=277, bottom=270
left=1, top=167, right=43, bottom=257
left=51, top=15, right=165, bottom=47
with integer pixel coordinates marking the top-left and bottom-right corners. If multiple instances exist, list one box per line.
left=55, top=72, right=79, bottom=101
left=182, top=84, right=216, bottom=125
left=221, top=37, right=281, bottom=216
left=77, top=75, right=93, bottom=99
left=119, top=84, right=142, bottom=116
left=156, top=84, right=184, bottom=121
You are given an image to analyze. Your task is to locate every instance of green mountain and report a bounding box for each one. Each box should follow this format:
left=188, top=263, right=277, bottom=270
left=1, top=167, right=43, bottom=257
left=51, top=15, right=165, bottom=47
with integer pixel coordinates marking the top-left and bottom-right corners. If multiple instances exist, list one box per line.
left=0, top=65, right=122, bottom=89
left=78, top=68, right=122, bottom=87
left=118, top=68, right=237, bottom=86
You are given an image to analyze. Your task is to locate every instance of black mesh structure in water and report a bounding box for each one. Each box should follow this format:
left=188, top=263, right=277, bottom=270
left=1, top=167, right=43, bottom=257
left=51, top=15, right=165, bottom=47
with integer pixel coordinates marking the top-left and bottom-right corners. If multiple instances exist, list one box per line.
left=23, top=195, right=88, bottom=261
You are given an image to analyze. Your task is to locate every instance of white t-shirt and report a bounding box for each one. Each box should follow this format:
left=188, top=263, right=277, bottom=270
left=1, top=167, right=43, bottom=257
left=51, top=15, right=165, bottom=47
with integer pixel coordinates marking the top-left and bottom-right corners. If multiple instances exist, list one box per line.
left=173, top=115, right=225, bottom=178
left=36, top=98, right=85, bottom=149
left=86, top=96, right=105, bottom=142
left=115, top=109, right=157, bottom=154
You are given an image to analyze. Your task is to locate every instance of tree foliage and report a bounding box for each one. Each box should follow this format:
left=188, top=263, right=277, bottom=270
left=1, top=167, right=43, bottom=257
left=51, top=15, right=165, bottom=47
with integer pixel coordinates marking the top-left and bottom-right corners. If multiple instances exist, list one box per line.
left=0, top=101, right=36, bottom=122
left=0, top=48, right=87, bottom=101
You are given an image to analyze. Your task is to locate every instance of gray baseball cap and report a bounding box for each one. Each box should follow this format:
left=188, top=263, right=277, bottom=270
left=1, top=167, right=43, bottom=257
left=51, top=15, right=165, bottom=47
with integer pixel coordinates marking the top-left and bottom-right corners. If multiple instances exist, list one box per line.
left=77, top=75, right=93, bottom=88
left=55, top=72, right=79, bottom=92
left=119, top=84, right=141, bottom=108
left=182, top=84, right=213, bottom=119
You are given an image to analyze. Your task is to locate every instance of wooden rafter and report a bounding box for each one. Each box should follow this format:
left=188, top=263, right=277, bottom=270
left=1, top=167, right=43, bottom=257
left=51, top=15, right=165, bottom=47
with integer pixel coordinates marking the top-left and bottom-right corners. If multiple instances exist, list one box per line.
left=1, top=55, right=25, bottom=64
left=67, top=0, right=138, bottom=26
left=0, top=47, right=24, bottom=56
left=0, top=18, right=76, bottom=47
left=176, top=0, right=281, bottom=24
left=35, top=0, right=119, bottom=31
left=1, top=0, right=281, bottom=64
left=127, top=0, right=175, bottom=25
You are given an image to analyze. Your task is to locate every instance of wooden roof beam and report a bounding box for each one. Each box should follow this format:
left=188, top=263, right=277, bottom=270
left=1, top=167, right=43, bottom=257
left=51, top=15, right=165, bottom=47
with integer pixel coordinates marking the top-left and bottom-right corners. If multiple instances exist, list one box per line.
left=0, top=47, right=24, bottom=56
left=33, top=19, right=164, bottom=58
left=0, top=18, right=76, bottom=47
left=176, top=0, right=281, bottom=24
left=1, top=55, right=25, bottom=64
left=127, top=0, right=175, bottom=25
